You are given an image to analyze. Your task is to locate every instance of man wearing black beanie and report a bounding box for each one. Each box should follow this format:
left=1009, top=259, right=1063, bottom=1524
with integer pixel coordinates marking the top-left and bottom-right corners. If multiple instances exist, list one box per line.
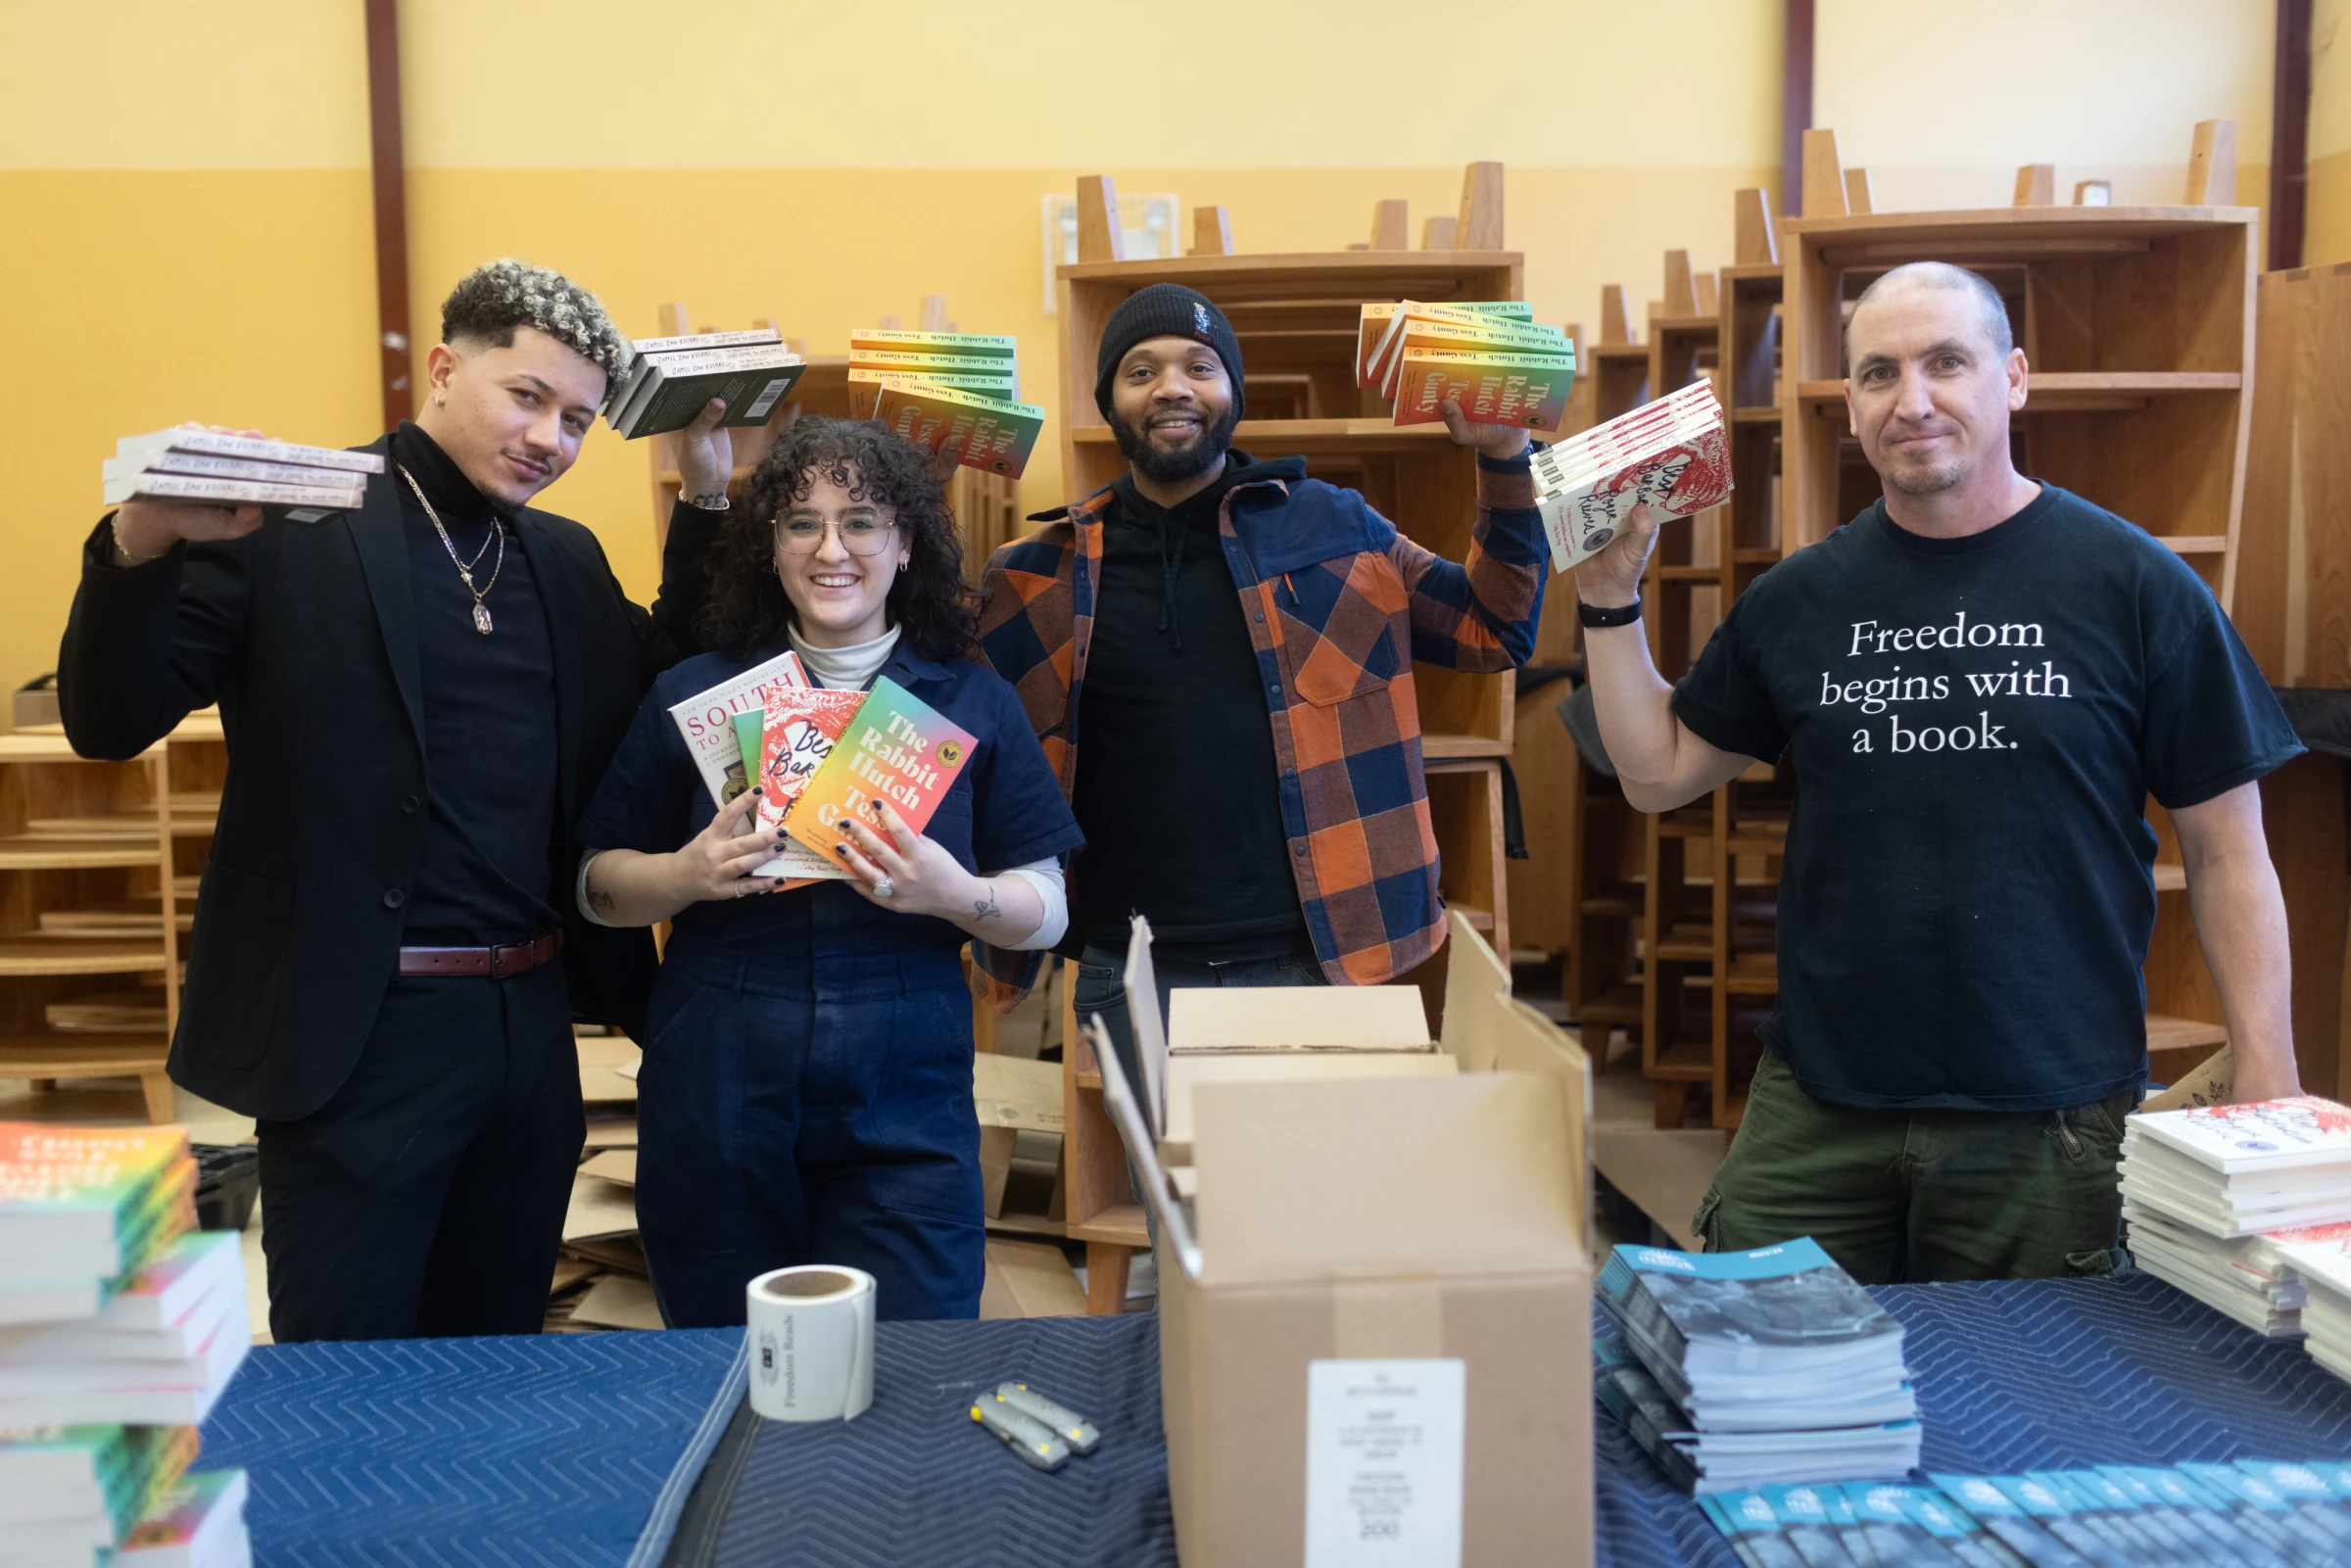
left=974, top=283, right=1548, bottom=1087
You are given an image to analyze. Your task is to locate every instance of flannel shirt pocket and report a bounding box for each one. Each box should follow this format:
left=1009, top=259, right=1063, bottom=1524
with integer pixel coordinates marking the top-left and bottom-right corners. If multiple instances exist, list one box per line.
left=1276, top=552, right=1409, bottom=708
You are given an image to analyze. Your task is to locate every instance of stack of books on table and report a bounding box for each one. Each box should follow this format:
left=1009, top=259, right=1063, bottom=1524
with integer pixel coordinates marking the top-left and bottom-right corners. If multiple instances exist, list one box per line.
left=847, top=329, right=1042, bottom=479
left=1595, top=1237, right=1920, bottom=1495
left=1358, top=301, right=1576, bottom=432
left=0, top=1123, right=253, bottom=1568
left=2121, top=1096, right=2351, bottom=1351
left=104, top=428, right=383, bottom=513
left=605, top=328, right=807, bottom=440
left=1530, top=377, right=1731, bottom=573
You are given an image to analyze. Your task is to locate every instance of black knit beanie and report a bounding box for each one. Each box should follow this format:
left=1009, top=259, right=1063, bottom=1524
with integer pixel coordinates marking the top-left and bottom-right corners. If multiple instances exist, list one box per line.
left=1092, top=283, right=1245, bottom=422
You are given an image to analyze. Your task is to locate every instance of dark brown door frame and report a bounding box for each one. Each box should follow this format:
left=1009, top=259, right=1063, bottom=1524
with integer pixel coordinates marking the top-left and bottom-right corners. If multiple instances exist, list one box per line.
left=364, top=0, right=412, bottom=431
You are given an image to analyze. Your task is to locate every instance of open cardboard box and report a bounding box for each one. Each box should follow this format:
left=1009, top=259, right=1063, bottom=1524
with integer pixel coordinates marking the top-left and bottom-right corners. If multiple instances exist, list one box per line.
left=1093, top=910, right=1594, bottom=1568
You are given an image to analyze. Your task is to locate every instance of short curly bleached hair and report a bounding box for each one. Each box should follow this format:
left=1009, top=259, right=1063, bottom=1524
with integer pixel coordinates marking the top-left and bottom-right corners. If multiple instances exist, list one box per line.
left=440, top=259, right=630, bottom=387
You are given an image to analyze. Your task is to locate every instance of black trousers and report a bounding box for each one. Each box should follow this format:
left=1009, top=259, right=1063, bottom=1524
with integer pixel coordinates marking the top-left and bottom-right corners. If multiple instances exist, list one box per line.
left=255, top=964, right=582, bottom=1341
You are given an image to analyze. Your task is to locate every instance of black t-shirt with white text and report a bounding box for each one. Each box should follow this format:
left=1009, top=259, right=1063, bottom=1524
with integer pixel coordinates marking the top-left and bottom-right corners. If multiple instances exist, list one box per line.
left=1673, top=484, right=2301, bottom=1111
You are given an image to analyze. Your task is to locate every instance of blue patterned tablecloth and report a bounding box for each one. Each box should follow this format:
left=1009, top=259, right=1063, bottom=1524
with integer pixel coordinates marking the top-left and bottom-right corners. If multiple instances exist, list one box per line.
left=199, top=1271, right=2351, bottom=1568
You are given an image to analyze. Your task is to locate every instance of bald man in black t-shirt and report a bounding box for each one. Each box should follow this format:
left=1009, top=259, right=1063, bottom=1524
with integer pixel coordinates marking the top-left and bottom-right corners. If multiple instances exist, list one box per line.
left=1572, top=262, right=2302, bottom=1283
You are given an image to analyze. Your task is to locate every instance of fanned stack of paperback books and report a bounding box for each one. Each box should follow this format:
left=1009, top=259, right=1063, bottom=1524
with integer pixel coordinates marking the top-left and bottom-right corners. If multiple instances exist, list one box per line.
left=2122, top=1096, right=2351, bottom=1237
left=2274, top=1230, right=2351, bottom=1384
left=1596, top=1238, right=1919, bottom=1495
left=847, top=329, right=1043, bottom=478
left=2122, top=1201, right=2322, bottom=1335
left=1531, top=377, right=1731, bottom=573
left=105, top=427, right=382, bottom=513
left=1357, top=301, right=1575, bottom=431
left=1705, top=1463, right=2351, bottom=1568
left=604, top=328, right=807, bottom=440
left=668, top=656, right=975, bottom=888
left=0, top=1124, right=252, bottom=1568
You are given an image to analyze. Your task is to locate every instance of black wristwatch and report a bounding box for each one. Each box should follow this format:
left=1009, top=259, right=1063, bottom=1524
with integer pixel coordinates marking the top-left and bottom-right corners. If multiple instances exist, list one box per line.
left=1578, top=596, right=1642, bottom=629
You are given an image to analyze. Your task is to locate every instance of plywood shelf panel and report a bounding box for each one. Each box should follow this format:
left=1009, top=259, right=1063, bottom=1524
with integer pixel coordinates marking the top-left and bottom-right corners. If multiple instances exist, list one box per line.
left=1068, top=1203, right=1151, bottom=1250
left=0, top=1032, right=171, bottom=1077
left=0, top=840, right=163, bottom=870
left=2146, top=1013, right=2227, bottom=1054
left=0, top=939, right=170, bottom=975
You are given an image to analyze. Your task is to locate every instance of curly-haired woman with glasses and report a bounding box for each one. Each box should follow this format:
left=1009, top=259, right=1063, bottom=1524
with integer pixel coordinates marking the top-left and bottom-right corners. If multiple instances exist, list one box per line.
left=572, top=416, right=1081, bottom=1326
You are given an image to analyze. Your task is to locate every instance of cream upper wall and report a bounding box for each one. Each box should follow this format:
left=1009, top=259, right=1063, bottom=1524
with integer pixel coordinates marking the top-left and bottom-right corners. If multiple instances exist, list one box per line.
left=1817, top=0, right=2274, bottom=214
left=3, top=1, right=1782, bottom=171
left=2316, top=0, right=2351, bottom=158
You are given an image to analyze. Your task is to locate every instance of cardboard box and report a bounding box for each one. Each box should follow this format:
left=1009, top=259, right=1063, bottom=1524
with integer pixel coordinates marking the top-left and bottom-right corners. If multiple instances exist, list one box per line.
left=1097, top=911, right=1594, bottom=1568
left=974, top=1053, right=1062, bottom=1218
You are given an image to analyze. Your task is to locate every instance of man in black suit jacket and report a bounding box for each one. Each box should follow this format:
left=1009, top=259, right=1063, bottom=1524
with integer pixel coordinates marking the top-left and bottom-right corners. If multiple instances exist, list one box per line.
left=60, top=260, right=732, bottom=1341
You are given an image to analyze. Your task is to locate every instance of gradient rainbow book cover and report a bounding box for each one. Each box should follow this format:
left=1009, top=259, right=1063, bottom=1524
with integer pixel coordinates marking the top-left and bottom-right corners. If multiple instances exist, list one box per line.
left=873, top=382, right=1045, bottom=479
left=785, top=677, right=977, bottom=871
left=1392, top=348, right=1577, bottom=431
left=753, top=686, right=868, bottom=881
left=847, top=367, right=1021, bottom=418
left=0, top=1123, right=194, bottom=1274
left=1375, top=314, right=1570, bottom=396
left=1356, top=301, right=1533, bottom=387
left=847, top=329, right=1018, bottom=360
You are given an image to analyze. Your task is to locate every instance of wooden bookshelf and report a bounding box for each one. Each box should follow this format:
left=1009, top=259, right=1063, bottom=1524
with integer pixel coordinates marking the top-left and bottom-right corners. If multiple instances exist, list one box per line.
left=0, top=733, right=183, bottom=1121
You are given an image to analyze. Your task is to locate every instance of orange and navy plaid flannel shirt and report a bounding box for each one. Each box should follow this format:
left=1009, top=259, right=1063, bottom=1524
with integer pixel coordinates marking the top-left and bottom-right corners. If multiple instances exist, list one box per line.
left=971, top=449, right=1547, bottom=1003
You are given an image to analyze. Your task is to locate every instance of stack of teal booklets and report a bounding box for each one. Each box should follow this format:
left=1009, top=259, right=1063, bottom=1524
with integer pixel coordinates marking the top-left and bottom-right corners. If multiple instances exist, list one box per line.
left=1703, top=1461, right=2351, bottom=1568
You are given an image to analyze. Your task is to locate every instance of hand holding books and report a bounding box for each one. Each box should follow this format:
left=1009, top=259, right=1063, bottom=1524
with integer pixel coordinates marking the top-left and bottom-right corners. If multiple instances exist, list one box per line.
left=672, top=396, right=744, bottom=506
left=107, top=424, right=383, bottom=562
left=834, top=800, right=986, bottom=916
left=666, top=784, right=792, bottom=903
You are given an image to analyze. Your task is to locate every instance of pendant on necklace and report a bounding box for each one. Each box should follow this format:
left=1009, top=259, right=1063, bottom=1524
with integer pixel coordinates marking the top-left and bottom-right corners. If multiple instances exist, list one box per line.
left=473, top=602, right=494, bottom=635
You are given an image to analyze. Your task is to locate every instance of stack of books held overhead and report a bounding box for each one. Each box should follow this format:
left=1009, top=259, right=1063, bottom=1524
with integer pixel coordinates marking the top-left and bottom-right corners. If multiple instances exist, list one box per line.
left=667, top=653, right=975, bottom=890
left=0, top=1123, right=253, bottom=1568
left=1596, top=1238, right=1919, bottom=1496
left=604, top=328, right=807, bottom=440
left=1531, top=377, right=1731, bottom=574
left=1360, top=301, right=1576, bottom=432
left=847, top=329, right=1042, bottom=479
left=104, top=427, right=383, bottom=513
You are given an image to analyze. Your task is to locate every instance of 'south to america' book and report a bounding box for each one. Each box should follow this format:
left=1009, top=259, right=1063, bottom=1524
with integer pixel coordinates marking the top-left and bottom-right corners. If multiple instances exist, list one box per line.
left=784, top=677, right=976, bottom=874
left=666, top=648, right=811, bottom=827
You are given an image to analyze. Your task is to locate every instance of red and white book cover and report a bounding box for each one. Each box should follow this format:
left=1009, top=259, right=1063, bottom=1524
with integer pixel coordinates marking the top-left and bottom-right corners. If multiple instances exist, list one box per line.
left=751, top=687, right=867, bottom=882
left=1534, top=390, right=1731, bottom=572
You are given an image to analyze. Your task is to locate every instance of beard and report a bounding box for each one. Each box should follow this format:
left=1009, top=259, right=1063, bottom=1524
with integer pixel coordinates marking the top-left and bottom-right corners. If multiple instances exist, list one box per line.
left=1109, top=403, right=1241, bottom=485
left=1883, top=453, right=1968, bottom=497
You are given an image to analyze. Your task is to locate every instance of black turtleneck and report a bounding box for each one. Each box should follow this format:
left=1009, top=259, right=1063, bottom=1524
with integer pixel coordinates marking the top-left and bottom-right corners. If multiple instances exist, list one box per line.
left=1071, top=451, right=1307, bottom=959
left=386, top=421, right=560, bottom=945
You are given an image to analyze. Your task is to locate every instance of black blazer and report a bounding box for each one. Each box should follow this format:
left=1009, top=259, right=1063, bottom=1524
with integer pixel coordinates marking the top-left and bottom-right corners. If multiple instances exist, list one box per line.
left=58, top=434, right=716, bottom=1121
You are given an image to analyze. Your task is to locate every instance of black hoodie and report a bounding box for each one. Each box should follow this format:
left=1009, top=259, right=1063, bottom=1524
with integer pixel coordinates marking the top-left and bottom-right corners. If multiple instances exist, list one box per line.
left=1071, top=451, right=1312, bottom=960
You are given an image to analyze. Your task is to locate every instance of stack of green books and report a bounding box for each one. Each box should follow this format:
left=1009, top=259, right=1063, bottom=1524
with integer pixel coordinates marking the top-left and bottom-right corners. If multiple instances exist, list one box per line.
left=1359, top=302, right=1575, bottom=432
left=0, top=1125, right=252, bottom=1566
left=848, top=329, right=1044, bottom=479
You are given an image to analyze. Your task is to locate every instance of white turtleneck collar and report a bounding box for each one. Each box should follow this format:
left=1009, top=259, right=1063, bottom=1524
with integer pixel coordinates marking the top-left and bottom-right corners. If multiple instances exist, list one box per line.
left=789, top=623, right=902, bottom=690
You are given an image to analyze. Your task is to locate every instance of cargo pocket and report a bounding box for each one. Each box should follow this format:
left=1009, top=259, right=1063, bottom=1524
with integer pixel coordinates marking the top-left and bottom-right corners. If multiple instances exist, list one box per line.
left=1692, top=1189, right=1723, bottom=1253
left=178, top=860, right=294, bottom=1069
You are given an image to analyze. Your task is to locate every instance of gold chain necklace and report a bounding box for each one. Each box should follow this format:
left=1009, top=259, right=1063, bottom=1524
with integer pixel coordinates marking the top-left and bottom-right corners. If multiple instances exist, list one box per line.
left=398, top=465, right=504, bottom=635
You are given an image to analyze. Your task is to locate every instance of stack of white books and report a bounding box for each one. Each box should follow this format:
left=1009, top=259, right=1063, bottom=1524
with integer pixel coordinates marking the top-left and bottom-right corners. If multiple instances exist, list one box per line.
left=1596, top=1238, right=1920, bottom=1494
left=104, top=427, right=381, bottom=511
left=1531, top=378, right=1731, bottom=574
left=0, top=1124, right=254, bottom=1568
left=2266, top=1230, right=2351, bottom=1384
left=2121, top=1199, right=2312, bottom=1335
left=2120, top=1097, right=2351, bottom=1238
left=606, top=328, right=806, bottom=440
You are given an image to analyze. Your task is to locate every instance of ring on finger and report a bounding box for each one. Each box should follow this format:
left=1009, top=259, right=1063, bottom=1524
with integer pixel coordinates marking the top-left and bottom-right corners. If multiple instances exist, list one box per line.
left=871, top=875, right=895, bottom=899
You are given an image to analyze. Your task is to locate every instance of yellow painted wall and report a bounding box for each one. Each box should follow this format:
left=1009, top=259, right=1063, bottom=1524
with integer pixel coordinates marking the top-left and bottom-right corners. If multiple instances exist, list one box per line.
left=0, top=0, right=2285, bottom=704
left=2309, top=0, right=2351, bottom=264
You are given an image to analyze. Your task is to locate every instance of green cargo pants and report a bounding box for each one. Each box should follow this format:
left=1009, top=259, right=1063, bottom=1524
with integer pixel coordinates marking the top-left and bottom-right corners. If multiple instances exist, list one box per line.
left=1693, top=1050, right=2137, bottom=1284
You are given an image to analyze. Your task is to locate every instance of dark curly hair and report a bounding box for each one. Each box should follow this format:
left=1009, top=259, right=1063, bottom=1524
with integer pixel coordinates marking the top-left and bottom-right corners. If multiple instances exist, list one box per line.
left=696, top=417, right=975, bottom=663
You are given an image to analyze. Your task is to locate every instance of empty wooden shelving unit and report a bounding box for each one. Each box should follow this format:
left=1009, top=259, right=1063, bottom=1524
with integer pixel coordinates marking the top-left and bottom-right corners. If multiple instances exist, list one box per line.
left=1050, top=166, right=1521, bottom=1307
left=1778, top=125, right=2258, bottom=1086
left=0, top=734, right=188, bottom=1121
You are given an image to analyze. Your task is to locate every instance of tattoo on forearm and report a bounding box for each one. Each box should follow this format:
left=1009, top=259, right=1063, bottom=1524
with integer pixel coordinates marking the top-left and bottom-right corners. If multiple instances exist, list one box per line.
left=973, top=885, right=1002, bottom=924
left=590, top=888, right=616, bottom=915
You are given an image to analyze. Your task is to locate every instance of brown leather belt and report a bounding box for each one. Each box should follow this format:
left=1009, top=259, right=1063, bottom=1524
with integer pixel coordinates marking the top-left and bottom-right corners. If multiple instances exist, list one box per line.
left=397, top=929, right=563, bottom=978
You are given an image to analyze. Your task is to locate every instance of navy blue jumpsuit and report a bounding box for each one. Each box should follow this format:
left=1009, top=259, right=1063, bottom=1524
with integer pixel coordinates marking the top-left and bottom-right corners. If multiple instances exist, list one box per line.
left=575, top=638, right=1083, bottom=1325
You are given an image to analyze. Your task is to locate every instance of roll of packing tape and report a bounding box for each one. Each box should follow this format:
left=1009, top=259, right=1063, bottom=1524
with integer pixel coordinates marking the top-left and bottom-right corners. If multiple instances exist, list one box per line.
left=744, top=1264, right=876, bottom=1422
